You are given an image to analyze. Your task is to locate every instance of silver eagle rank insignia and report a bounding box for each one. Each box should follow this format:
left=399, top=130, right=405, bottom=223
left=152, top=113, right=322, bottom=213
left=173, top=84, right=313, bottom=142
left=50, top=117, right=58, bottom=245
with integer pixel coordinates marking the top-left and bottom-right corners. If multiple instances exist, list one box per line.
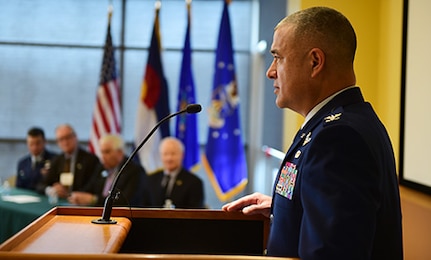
left=324, top=113, right=342, bottom=123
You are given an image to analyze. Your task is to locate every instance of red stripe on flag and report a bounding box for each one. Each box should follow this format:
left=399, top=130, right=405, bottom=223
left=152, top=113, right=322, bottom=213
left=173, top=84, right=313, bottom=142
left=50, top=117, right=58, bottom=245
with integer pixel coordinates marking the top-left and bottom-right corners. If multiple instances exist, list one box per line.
left=142, top=66, right=161, bottom=109
left=96, top=87, right=110, bottom=133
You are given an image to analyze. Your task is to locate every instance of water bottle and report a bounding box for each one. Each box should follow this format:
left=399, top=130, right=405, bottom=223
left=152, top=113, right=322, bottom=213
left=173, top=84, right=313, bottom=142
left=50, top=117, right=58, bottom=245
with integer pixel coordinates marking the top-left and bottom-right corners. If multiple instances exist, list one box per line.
left=163, top=199, right=175, bottom=209
left=46, top=186, right=58, bottom=205
left=0, top=180, right=10, bottom=197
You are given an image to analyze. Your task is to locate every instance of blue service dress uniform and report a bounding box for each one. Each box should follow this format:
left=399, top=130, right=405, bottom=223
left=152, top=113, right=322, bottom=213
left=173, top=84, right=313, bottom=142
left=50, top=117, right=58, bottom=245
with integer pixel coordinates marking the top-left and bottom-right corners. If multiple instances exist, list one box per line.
left=16, top=149, right=57, bottom=191
left=267, top=87, right=403, bottom=259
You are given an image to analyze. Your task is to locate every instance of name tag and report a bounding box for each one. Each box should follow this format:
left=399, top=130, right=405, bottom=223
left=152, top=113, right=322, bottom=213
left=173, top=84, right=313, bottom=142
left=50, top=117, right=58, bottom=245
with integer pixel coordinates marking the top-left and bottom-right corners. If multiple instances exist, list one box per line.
left=60, top=172, right=74, bottom=186
left=275, top=162, right=298, bottom=200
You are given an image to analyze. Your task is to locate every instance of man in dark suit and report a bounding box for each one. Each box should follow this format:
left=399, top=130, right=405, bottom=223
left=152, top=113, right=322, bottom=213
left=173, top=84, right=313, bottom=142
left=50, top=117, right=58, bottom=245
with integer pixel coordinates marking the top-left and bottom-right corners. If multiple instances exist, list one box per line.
left=42, top=124, right=100, bottom=198
left=223, top=7, right=403, bottom=259
left=16, top=127, right=57, bottom=191
left=68, top=134, right=150, bottom=207
left=148, top=137, right=204, bottom=209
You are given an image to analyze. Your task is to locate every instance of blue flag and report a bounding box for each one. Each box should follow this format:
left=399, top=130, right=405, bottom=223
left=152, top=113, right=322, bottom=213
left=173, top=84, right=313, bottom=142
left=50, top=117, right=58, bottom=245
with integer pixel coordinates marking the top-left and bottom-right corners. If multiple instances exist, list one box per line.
left=175, top=2, right=199, bottom=171
left=203, top=1, right=247, bottom=202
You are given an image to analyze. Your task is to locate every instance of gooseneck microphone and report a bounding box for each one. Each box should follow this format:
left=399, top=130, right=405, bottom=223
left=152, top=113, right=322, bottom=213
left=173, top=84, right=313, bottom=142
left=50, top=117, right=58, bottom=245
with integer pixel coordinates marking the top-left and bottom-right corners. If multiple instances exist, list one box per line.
left=92, top=103, right=202, bottom=224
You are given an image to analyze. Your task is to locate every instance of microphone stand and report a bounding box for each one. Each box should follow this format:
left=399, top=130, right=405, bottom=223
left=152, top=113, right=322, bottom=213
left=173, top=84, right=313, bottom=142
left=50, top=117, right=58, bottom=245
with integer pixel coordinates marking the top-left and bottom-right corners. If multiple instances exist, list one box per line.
left=92, top=104, right=201, bottom=224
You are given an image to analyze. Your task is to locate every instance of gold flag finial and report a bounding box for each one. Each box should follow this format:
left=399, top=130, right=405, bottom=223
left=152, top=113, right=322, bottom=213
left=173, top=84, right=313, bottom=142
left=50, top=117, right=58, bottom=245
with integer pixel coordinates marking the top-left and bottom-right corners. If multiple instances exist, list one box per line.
left=155, top=0, right=161, bottom=10
left=107, top=4, right=113, bottom=24
left=186, top=0, right=192, bottom=20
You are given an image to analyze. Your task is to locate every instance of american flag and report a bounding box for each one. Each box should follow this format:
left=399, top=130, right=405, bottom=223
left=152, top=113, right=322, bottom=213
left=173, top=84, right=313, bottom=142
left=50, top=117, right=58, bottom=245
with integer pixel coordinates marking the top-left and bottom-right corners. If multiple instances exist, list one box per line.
left=89, top=11, right=121, bottom=157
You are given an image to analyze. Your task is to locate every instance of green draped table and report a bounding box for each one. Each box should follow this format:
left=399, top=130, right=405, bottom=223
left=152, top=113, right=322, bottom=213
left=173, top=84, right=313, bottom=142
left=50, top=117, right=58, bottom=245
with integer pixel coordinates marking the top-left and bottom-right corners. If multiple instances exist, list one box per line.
left=0, top=187, right=67, bottom=244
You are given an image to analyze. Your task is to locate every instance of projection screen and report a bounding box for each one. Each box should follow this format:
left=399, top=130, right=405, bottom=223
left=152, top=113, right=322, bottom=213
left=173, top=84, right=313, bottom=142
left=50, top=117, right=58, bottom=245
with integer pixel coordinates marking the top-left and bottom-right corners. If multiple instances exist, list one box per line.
left=400, top=0, right=431, bottom=195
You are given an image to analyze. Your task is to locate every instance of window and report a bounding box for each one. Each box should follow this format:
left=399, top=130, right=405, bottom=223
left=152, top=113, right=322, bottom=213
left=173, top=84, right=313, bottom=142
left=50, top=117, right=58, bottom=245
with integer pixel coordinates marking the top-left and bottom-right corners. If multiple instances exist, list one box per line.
left=0, top=0, right=257, bottom=208
left=0, top=0, right=253, bottom=145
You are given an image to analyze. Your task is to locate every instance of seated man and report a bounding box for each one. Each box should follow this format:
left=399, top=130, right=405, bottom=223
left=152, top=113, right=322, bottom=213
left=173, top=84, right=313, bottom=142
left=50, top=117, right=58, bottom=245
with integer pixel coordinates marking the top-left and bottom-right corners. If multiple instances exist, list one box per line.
left=16, top=127, right=57, bottom=191
left=68, top=134, right=150, bottom=207
left=148, top=137, right=205, bottom=209
left=41, top=124, right=101, bottom=198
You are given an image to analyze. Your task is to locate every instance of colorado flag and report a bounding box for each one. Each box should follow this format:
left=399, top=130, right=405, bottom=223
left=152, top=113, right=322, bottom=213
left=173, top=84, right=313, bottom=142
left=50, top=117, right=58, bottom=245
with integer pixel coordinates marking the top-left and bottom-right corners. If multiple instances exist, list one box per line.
left=134, top=2, right=170, bottom=173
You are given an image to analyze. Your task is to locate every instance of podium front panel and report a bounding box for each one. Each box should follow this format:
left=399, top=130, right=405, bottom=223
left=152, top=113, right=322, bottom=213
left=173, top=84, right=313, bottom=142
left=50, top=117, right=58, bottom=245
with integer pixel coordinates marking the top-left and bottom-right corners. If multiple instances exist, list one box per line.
left=121, top=217, right=265, bottom=255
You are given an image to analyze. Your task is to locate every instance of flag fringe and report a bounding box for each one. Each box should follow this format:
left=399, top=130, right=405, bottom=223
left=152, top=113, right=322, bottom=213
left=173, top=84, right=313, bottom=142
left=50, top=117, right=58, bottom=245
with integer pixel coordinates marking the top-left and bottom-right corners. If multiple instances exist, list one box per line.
left=202, top=154, right=247, bottom=202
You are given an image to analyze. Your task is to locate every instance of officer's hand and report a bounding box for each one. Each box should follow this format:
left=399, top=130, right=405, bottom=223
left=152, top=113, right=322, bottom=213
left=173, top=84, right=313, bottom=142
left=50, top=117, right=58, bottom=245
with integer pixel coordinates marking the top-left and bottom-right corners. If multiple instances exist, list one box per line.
left=222, top=192, right=272, bottom=218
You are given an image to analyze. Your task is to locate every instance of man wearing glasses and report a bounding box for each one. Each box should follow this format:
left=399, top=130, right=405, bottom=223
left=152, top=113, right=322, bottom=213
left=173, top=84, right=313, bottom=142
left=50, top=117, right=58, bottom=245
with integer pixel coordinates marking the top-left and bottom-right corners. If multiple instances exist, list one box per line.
left=40, top=124, right=100, bottom=199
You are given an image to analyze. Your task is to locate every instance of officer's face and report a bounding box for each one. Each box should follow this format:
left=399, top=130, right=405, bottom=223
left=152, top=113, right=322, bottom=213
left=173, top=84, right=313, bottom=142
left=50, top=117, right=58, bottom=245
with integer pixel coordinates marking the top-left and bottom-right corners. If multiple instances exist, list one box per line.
left=266, top=24, right=313, bottom=116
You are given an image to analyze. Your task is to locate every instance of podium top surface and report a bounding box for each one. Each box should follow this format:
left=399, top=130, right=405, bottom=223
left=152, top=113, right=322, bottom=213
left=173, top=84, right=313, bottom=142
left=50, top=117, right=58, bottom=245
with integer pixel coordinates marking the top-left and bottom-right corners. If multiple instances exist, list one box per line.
left=11, top=215, right=130, bottom=254
left=0, top=210, right=131, bottom=254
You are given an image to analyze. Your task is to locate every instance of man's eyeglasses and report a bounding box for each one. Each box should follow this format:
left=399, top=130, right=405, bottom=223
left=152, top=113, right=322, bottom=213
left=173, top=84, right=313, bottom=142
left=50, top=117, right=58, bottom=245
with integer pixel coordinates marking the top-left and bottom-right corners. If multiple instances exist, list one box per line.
left=56, top=133, right=75, bottom=142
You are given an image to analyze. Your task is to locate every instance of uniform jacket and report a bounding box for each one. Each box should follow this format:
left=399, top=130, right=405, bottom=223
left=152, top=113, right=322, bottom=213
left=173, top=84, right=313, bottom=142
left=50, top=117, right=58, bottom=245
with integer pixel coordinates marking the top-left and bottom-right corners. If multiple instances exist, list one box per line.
left=16, top=149, right=57, bottom=191
left=267, top=87, right=403, bottom=259
left=148, top=168, right=204, bottom=209
left=41, top=148, right=100, bottom=193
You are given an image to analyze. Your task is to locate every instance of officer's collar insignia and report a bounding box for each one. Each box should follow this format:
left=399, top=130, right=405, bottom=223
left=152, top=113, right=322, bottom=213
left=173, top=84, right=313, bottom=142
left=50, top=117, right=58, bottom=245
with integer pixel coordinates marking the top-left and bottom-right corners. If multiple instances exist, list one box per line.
left=302, top=132, right=312, bottom=146
left=324, top=113, right=342, bottom=123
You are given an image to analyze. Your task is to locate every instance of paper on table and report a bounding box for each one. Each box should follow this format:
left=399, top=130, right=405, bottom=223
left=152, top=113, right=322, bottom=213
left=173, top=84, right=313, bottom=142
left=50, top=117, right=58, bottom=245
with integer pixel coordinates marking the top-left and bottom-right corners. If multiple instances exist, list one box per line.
left=1, top=195, right=42, bottom=204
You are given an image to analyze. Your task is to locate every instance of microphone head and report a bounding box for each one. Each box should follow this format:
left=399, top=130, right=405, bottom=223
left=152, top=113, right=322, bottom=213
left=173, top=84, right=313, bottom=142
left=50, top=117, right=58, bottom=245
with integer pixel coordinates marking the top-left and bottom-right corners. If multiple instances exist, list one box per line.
left=186, top=104, right=202, bottom=114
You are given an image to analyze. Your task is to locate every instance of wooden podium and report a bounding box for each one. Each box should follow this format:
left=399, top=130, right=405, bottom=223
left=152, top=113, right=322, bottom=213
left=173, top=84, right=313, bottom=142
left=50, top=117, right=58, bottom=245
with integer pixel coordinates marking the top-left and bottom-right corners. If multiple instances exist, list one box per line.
left=0, top=206, right=291, bottom=260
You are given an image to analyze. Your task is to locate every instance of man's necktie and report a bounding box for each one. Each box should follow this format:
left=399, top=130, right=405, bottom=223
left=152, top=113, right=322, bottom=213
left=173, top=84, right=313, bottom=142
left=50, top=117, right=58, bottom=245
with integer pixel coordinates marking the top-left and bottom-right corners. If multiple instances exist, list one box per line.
left=63, top=157, right=71, bottom=172
left=31, top=156, right=36, bottom=170
left=103, top=170, right=115, bottom=197
left=161, top=175, right=171, bottom=199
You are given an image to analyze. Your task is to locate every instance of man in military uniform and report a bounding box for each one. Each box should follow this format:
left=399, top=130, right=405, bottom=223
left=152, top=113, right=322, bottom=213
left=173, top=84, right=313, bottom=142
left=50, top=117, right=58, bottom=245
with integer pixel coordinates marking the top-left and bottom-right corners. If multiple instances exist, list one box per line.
left=223, top=7, right=403, bottom=259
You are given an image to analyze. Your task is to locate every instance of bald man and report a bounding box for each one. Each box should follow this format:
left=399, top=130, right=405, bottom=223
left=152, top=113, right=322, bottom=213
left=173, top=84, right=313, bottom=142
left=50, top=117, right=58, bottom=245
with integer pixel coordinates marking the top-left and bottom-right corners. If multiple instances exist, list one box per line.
left=68, top=134, right=150, bottom=207
left=42, top=124, right=100, bottom=198
left=148, top=137, right=204, bottom=209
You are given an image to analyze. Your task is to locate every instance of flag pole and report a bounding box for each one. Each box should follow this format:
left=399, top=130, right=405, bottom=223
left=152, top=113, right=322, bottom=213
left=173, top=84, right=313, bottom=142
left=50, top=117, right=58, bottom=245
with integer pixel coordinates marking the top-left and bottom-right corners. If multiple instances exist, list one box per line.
left=155, top=1, right=161, bottom=49
left=186, top=0, right=192, bottom=21
left=108, top=4, right=113, bottom=25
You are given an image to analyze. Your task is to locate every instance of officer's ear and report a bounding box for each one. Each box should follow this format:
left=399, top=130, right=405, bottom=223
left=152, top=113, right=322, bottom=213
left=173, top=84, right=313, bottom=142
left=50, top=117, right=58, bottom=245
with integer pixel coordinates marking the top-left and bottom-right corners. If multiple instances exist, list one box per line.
left=309, top=48, right=325, bottom=78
